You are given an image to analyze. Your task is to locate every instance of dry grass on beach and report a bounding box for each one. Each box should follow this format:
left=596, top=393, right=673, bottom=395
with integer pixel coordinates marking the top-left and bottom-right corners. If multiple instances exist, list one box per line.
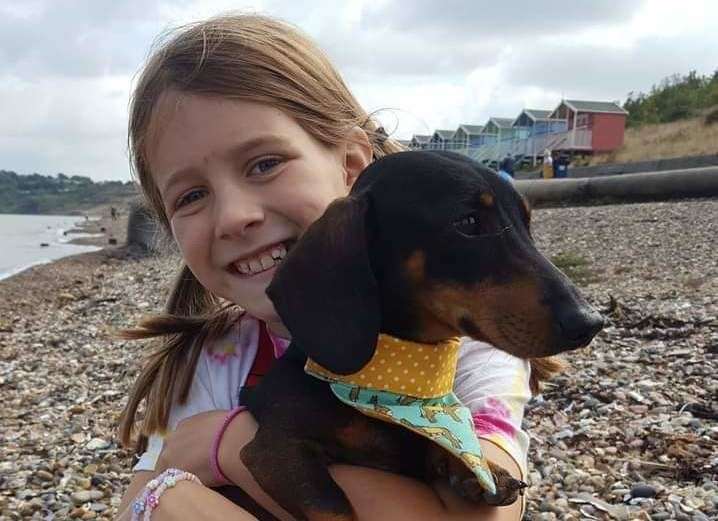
left=590, top=115, right=718, bottom=165
left=0, top=198, right=716, bottom=520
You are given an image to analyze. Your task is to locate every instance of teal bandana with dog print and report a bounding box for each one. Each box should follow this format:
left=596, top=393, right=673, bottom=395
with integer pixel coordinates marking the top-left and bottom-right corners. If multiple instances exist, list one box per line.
left=305, top=334, right=497, bottom=496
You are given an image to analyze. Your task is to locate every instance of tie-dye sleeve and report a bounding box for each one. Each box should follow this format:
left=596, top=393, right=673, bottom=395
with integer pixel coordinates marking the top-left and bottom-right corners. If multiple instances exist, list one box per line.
left=453, top=338, right=532, bottom=478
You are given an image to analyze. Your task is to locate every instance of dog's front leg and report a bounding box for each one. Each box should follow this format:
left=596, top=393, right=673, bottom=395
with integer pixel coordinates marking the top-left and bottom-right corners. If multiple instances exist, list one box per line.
left=426, top=446, right=527, bottom=507
left=241, top=426, right=355, bottom=521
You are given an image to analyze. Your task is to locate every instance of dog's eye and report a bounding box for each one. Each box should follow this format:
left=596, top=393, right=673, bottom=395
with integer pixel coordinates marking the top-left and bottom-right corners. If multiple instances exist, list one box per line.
left=452, top=213, right=481, bottom=236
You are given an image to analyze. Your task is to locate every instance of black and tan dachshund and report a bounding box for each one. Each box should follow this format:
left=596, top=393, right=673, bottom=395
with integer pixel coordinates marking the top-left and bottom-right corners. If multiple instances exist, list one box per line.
left=237, top=150, right=604, bottom=521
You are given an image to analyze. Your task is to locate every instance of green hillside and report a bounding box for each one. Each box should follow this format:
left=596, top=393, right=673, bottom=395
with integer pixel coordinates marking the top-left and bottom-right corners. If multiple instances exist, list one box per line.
left=0, top=170, right=138, bottom=215
left=624, top=69, right=718, bottom=127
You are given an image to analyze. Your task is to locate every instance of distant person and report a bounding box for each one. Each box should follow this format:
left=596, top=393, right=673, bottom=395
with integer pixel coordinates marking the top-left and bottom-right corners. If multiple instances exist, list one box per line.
left=497, top=155, right=515, bottom=184
left=499, top=154, right=515, bottom=178
left=542, top=149, right=554, bottom=179
left=554, top=154, right=570, bottom=179
left=110, top=206, right=117, bottom=220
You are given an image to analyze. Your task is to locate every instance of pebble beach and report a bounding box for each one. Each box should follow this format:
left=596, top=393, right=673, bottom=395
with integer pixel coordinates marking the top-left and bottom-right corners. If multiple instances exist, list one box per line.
left=0, top=198, right=716, bottom=520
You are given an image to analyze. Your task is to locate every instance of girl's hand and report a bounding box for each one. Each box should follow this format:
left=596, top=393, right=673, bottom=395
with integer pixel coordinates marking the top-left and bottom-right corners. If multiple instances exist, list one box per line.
left=155, top=410, right=228, bottom=487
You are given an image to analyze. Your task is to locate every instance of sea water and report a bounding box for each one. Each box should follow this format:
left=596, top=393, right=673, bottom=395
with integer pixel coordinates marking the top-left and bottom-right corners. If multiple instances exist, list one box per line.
left=0, top=214, right=103, bottom=281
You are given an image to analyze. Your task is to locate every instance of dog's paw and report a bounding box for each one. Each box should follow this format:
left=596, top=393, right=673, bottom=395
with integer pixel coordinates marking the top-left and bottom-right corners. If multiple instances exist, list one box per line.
left=427, top=447, right=527, bottom=506
left=443, top=456, right=527, bottom=506
left=479, top=459, right=528, bottom=507
left=448, top=470, right=484, bottom=503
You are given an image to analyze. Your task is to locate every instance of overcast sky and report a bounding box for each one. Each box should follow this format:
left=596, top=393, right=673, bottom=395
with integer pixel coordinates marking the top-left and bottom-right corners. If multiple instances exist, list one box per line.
left=1, top=0, right=716, bottom=181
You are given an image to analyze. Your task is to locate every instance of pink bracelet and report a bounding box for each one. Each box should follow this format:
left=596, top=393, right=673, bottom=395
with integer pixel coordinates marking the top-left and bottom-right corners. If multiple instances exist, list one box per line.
left=131, top=468, right=202, bottom=521
left=210, top=406, right=247, bottom=485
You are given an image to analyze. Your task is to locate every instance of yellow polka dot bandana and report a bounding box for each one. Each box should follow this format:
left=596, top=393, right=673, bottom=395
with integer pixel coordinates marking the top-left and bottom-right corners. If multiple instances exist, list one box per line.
left=305, top=334, right=461, bottom=398
left=304, top=334, right=497, bottom=495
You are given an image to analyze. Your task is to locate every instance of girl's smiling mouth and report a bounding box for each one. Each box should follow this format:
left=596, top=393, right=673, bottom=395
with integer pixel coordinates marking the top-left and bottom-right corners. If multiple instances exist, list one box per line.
left=228, top=240, right=295, bottom=277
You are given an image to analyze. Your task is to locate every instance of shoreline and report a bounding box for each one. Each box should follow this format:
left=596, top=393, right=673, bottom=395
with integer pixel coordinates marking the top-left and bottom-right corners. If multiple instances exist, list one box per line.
left=62, top=202, right=129, bottom=248
left=0, top=203, right=131, bottom=284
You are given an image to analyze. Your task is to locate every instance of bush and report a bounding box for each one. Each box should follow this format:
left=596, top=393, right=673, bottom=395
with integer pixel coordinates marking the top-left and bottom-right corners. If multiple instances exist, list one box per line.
left=0, top=170, right=137, bottom=214
left=624, top=69, right=718, bottom=127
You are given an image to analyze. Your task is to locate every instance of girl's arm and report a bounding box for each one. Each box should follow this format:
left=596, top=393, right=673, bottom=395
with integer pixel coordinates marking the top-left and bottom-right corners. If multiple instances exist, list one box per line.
left=330, top=439, right=523, bottom=521
left=117, top=471, right=154, bottom=519
left=220, top=408, right=524, bottom=520
left=121, top=411, right=522, bottom=520
left=116, top=475, right=258, bottom=521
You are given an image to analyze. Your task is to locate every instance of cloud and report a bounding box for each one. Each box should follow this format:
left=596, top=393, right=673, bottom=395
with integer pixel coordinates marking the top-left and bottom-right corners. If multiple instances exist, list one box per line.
left=0, top=0, right=716, bottom=180
left=0, top=74, right=131, bottom=178
left=0, top=1, right=176, bottom=79
left=503, top=36, right=718, bottom=104
left=360, top=0, right=645, bottom=40
left=320, top=28, right=503, bottom=80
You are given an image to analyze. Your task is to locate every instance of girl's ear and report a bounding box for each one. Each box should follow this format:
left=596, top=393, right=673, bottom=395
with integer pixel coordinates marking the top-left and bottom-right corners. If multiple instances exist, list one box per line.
left=342, top=126, right=373, bottom=190
left=266, top=194, right=379, bottom=375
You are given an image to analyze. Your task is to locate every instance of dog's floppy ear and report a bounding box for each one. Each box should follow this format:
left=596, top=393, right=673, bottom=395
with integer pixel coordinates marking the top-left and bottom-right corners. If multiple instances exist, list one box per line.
left=266, top=194, right=380, bottom=375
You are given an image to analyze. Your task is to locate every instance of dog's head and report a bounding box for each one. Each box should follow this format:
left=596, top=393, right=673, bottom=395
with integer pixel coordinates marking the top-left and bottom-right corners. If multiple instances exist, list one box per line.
left=267, top=150, right=603, bottom=375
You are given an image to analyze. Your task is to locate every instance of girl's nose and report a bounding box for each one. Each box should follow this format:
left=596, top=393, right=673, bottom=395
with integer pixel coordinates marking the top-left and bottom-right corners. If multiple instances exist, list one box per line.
left=213, top=186, right=265, bottom=240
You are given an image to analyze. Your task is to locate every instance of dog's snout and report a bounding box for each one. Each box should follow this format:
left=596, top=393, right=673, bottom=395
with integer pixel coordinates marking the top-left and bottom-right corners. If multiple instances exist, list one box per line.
left=556, top=307, right=604, bottom=350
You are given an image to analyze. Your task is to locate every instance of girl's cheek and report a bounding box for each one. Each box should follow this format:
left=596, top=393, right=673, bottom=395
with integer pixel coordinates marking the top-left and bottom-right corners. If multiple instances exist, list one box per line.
left=171, top=220, right=199, bottom=258
left=169, top=220, right=185, bottom=250
left=295, top=191, right=339, bottom=226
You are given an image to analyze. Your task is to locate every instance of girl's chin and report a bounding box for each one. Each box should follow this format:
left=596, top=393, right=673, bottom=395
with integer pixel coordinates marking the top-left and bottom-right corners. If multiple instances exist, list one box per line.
left=223, top=267, right=281, bottom=320
left=247, top=302, right=282, bottom=326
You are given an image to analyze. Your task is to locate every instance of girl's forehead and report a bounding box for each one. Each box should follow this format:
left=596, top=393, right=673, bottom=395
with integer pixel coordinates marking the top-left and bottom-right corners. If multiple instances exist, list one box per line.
left=146, top=92, right=297, bottom=174
left=147, top=92, right=291, bottom=151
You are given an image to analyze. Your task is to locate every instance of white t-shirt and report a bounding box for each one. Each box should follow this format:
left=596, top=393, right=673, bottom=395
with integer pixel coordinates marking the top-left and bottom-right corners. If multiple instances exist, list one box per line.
left=133, top=314, right=532, bottom=478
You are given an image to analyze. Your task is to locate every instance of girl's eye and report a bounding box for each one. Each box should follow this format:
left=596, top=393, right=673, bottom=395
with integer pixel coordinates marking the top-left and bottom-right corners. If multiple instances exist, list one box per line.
left=249, top=158, right=282, bottom=176
left=175, top=189, right=206, bottom=209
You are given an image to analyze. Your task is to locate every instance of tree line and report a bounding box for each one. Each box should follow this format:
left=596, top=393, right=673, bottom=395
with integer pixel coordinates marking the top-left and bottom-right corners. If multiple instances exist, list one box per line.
left=0, top=170, right=137, bottom=215
left=623, top=69, right=718, bottom=127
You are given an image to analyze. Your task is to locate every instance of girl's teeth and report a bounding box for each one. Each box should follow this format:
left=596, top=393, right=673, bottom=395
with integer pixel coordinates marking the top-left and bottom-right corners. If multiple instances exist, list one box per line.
left=234, top=242, right=291, bottom=276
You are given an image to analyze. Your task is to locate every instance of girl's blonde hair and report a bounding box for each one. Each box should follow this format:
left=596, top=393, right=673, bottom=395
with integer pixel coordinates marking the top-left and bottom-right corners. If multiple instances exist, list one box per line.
left=118, top=13, right=405, bottom=452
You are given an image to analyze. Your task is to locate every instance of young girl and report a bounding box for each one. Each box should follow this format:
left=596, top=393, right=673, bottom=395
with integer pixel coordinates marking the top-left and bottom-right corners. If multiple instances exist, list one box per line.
left=116, top=13, right=533, bottom=521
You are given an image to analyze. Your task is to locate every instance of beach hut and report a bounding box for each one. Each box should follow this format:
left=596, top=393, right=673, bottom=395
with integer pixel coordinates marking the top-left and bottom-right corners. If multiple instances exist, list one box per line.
left=480, top=117, right=516, bottom=145
left=429, top=129, right=457, bottom=150
left=452, top=124, right=484, bottom=150
left=512, top=109, right=567, bottom=136
left=409, top=134, right=431, bottom=150
left=548, top=100, right=628, bottom=152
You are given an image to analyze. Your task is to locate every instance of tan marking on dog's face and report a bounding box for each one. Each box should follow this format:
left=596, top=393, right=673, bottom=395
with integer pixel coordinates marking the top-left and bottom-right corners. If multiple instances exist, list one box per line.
left=404, top=250, right=426, bottom=284
left=480, top=192, right=495, bottom=207
left=418, top=278, right=555, bottom=358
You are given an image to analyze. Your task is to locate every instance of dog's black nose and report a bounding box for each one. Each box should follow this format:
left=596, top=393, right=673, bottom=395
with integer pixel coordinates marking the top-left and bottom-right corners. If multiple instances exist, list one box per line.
left=556, top=307, right=605, bottom=350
